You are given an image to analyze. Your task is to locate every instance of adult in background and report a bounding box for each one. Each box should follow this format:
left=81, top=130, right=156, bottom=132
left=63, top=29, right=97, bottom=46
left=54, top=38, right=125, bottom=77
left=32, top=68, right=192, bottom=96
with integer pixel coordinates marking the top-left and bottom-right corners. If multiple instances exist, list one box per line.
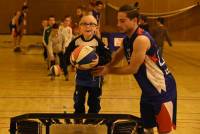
left=10, top=10, right=26, bottom=52
left=139, top=15, right=149, bottom=32
left=91, top=0, right=104, bottom=38
left=152, top=17, right=172, bottom=57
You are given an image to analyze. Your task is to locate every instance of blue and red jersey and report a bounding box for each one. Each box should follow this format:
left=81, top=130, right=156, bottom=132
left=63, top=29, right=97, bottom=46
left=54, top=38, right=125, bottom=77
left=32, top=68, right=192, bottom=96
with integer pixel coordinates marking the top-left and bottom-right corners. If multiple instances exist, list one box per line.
left=123, top=27, right=176, bottom=103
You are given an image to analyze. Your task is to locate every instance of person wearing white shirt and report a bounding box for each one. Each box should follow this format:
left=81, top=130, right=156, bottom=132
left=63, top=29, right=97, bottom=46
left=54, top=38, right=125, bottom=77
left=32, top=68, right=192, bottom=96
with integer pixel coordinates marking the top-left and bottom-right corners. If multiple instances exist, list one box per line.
left=59, top=16, right=73, bottom=80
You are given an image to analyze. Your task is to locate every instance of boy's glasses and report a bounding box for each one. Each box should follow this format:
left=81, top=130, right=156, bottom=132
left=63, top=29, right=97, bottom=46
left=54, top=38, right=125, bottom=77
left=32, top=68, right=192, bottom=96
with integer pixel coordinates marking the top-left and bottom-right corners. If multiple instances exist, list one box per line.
left=79, top=22, right=97, bottom=27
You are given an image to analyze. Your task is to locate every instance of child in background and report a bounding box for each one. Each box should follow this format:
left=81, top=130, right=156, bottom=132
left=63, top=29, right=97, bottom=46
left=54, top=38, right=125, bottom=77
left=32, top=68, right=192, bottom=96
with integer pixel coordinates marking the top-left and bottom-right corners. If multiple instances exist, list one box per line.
left=43, top=16, right=56, bottom=69
left=47, top=23, right=67, bottom=80
left=59, top=15, right=73, bottom=80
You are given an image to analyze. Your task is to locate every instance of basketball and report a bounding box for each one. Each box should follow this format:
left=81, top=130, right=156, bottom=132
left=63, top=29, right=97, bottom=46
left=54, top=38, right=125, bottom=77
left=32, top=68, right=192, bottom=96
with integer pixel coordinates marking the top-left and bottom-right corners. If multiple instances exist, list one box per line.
left=70, top=45, right=99, bottom=70
left=50, top=65, right=62, bottom=76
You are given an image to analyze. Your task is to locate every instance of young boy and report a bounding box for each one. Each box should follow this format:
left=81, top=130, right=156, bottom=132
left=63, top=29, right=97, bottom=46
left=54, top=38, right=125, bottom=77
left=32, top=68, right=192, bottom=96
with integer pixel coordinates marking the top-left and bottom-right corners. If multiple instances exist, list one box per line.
left=47, top=23, right=67, bottom=80
left=59, top=15, right=73, bottom=80
left=65, top=14, right=111, bottom=123
left=43, top=16, right=56, bottom=69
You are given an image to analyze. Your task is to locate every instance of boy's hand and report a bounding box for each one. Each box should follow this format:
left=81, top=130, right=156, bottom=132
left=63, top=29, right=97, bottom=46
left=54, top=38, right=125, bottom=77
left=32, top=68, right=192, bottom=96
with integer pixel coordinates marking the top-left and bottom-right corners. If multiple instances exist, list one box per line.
left=92, top=66, right=109, bottom=76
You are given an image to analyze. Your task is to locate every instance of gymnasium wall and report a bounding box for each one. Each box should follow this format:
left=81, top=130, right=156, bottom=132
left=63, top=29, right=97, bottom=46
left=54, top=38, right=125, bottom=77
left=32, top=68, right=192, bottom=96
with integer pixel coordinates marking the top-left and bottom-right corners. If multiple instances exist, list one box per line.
left=27, top=0, right=89, bottom=34
left=107, top=0, right=199, bottom=12
left=0, top=0, right=25, bottom=34
left=0, top=0, right=91, bottom=34
left=105, top=0, right=200, bottom=41
left=0, top=0, right=199, bottom=40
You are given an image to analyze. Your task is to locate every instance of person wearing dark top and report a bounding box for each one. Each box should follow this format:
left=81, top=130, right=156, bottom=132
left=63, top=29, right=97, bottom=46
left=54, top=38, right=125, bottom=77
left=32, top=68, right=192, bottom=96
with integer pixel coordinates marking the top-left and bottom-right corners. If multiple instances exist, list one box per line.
left=91, top=0, right=104, bottom=38
left=43, top=16, right=56, bottom=69
left=93, top=4, right=177, bottom=134
left=153, top=17, right=172, bottom=57
left=139, top=15, right=149, bottom=32
left=65, top=15, right=111, bottom=124
left=10, top=10, right=26, bottom=52
left=91, top=0, right=104, bottom=24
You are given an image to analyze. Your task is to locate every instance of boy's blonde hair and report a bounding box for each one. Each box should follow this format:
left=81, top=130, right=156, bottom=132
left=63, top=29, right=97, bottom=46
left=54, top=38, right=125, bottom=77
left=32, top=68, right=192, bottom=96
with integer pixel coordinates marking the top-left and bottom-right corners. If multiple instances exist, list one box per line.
left=79, top=15, right=97, bottom=25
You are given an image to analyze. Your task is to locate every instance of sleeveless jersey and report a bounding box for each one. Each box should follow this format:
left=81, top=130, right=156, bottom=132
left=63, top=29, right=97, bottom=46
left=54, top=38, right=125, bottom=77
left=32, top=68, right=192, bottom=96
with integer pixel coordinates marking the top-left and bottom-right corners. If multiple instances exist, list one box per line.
left=123, top=27, right=176, bottom=102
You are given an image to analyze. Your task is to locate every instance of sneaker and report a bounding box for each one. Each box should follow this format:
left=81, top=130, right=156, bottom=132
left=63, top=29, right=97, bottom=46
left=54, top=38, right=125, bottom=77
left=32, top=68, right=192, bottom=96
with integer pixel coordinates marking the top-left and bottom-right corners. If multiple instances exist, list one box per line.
left=65, top=74, right=69, bottom=81
left=51, top=75, right=55, bottom=80
left=13, top=47, right=21, bottom=52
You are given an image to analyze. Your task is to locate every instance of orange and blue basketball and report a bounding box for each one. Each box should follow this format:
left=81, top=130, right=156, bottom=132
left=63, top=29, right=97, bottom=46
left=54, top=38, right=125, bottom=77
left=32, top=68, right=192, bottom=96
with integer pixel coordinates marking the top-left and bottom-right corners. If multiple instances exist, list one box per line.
left=50, top=65, right=62, bottom=76
left=70, top=45, right=99, bottom=70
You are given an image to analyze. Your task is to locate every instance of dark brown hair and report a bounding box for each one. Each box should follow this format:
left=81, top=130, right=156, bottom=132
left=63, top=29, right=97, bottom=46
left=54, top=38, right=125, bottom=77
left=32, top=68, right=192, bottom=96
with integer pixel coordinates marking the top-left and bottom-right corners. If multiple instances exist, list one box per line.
left=118, top=4, right=139, bottom=20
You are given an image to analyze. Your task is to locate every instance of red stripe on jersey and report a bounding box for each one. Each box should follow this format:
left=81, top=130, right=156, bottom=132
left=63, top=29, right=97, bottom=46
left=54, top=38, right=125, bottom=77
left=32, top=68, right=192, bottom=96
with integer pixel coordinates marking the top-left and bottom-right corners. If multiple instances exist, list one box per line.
left=156, top=104, right=173, bottom=133
left=149, top=55, right=158, bottom=62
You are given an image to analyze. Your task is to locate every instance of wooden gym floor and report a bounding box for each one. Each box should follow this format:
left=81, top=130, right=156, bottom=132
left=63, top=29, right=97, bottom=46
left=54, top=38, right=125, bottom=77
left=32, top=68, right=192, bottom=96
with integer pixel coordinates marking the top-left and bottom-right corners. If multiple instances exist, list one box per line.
left=0, top=35, right=199, bottom=134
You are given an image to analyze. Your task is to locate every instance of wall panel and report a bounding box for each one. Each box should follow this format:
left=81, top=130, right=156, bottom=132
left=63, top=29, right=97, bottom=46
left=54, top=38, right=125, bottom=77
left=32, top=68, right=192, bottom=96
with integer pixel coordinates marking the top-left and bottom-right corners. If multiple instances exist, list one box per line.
left=0, top=0, right=199, bottom=40
left=0, top=0, right=88, bottom=34
left=104, top=0, right=200, bottom=41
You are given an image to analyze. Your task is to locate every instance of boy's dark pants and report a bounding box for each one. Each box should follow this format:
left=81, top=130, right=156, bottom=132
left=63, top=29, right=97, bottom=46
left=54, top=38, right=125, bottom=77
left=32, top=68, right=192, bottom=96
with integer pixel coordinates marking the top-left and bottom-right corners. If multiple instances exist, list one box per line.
left=73, top=85, right=102, bottom=114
